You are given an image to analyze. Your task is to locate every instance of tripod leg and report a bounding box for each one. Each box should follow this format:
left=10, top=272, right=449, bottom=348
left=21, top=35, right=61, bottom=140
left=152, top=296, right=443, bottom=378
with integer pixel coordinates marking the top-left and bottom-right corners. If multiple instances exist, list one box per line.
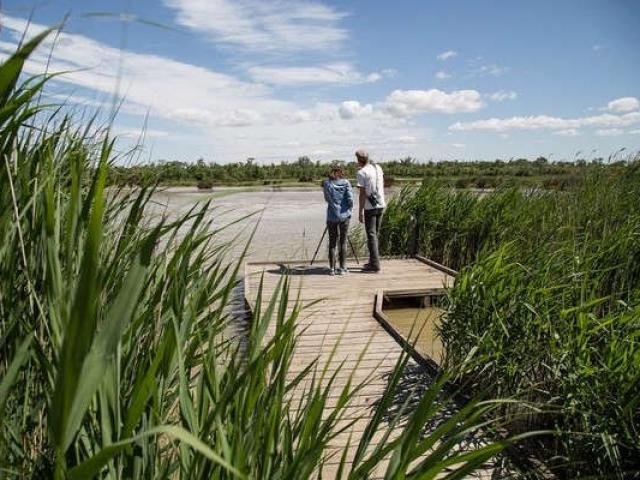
left=347, top=234, right=360, bottom=265
left=310, top=226, right=328, bottom=266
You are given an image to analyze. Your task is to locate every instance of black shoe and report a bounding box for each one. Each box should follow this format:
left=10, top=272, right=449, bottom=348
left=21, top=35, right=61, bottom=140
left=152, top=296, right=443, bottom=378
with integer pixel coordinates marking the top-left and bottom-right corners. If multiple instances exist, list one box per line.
left=361, top=264, right=380, bottom=273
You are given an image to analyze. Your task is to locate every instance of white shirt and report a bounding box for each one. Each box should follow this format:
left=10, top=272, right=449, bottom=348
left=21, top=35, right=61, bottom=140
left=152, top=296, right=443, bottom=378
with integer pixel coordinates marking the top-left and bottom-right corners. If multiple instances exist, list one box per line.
left=356, top=163, right=386, bottom=210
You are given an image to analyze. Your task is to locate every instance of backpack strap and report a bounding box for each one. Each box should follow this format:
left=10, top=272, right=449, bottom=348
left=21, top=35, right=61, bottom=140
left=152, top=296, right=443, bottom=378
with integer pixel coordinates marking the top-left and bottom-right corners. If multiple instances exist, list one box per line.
left=371, top=162, right=379, bottom=194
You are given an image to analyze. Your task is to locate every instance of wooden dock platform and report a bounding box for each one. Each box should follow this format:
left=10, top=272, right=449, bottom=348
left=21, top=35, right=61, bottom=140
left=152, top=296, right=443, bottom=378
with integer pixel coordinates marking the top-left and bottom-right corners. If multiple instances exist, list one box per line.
left=244, top=257, right=455, bottom=476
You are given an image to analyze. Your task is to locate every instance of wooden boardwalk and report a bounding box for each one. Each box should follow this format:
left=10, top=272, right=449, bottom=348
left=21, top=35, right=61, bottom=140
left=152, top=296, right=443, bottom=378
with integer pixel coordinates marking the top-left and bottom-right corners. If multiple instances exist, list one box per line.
left=244, top=257, right=455, bottom=477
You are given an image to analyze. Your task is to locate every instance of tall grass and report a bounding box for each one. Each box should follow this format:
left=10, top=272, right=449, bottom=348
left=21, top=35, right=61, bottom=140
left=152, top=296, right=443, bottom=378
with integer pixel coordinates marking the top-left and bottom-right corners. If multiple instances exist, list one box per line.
left=0, top=28, right=522, bottom=479
left=380, top=164, right=640, bottom=477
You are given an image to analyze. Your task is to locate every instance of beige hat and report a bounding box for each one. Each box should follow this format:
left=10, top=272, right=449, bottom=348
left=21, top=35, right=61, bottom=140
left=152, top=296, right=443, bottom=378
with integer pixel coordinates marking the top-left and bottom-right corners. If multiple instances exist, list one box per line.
left=355, top=148, right=369, bottom=159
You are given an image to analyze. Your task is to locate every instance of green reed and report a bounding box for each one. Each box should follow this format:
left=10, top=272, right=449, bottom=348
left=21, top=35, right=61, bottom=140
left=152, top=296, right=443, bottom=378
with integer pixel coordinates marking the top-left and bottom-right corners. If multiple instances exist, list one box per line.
left=380, top=159, right=640, bottom=477
left=0, top=28, right=521, bottom=479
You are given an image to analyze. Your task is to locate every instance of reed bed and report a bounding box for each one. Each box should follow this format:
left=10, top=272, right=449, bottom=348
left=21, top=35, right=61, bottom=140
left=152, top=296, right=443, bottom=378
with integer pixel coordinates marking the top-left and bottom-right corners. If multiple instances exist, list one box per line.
left=0, top=28, right=525, bottom=479
left=380, top=162, right=640, bottom=477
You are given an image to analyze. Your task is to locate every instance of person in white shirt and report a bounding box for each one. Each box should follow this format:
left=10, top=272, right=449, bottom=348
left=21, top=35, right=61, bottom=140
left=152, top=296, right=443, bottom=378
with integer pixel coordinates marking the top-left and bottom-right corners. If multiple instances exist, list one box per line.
left=355, top=149, right=385, bottom=272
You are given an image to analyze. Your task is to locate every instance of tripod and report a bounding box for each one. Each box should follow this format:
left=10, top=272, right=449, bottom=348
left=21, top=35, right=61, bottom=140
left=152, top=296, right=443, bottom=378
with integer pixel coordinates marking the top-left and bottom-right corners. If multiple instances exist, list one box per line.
left=310, top=225, right=360, bottom=266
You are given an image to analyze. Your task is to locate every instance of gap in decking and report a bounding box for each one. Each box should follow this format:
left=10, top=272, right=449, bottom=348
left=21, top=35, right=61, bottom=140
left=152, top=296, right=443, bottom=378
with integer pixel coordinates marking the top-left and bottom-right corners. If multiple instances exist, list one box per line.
left=375, top=290, right=446, bottom=370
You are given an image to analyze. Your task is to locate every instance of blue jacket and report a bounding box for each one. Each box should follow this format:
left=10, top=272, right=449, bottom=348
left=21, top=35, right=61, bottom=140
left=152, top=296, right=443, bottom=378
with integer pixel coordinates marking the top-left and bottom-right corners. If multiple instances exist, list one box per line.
left=323, top=178, right=353, bottom=223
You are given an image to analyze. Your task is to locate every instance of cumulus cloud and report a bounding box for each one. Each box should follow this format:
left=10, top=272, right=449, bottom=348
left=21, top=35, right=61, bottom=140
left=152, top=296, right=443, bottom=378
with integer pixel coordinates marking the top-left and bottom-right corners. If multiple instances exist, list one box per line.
left=471, top=64, right=509, bottom=77
left=596, top=128, right=625, bottom=136
left=338, top=101, right=373, bottom=119
left=365, top=72, right=382, bottom=82
left=0, top=16, right=499, bottom=162
left=384, top=89, right=484, bottom=117
left=163, top=0, right=347, bottom=52
left=115, top=127, right=171, bottom=139
left=395, top=135, right=418, bottom=143
left=450, top=111, right=640, bottom=132
left=605, top=97, right=639, bottom=113
left=246, top=63, right=388, bottom=86
left=44, top=92, right=112, bottom=109
left=0, top=16, right=291, bottom=130
left=553, top=129, right=579, bottom=137
left=488, top=90, right=517, bottom=101
left=437, top=50, right=457, bottom=61
left=435, top=71, right=451, bottom=80
left=1, top=17, right=451, bottom=161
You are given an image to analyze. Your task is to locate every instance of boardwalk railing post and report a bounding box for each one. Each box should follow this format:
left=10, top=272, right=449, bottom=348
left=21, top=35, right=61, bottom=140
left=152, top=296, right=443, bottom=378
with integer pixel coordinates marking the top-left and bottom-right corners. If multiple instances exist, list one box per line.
left=408, top=214, right=420, bottom=257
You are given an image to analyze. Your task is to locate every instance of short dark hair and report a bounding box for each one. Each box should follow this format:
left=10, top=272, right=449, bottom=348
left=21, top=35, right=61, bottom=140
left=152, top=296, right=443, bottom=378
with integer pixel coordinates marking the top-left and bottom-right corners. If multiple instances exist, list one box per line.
left=330, top=166, right=344, bottom=178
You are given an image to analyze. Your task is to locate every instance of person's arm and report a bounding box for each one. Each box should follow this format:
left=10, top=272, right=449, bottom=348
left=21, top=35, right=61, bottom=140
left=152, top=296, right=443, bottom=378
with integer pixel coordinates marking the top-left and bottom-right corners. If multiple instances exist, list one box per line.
left=346, top=182, right=354, bottom=209
left=356, top=170, right=366, bottom=223
left=358, top=187, right=366, bottom=223
left=322, top=179, right=331, bottom=203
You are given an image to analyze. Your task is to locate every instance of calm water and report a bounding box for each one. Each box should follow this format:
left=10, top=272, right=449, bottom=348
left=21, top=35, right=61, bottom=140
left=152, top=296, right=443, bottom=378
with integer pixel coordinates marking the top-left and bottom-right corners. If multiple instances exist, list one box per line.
left=150, top=187, right=352, bottom=262
left=383, top=307, right=444, bottom=364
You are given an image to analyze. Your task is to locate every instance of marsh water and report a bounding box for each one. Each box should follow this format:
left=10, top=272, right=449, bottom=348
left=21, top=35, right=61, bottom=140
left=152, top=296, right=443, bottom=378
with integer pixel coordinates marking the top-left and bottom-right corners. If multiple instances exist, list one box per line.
left=383, top=307, right=444, bottom=364
left=149, top=186, right=381, bottom=262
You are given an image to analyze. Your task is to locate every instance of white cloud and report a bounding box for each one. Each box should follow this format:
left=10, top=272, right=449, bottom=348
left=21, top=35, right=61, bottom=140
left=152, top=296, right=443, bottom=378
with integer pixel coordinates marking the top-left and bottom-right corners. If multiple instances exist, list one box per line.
left=157, top=106, right=265, bottom=127
left=629, top=129, right=640, bottom=134
left=2, top=16, right=450, bottom=162
left=246, top=63, right=388, bottom=86
left=488, top=90, right=517, bottom=102
left=471, top=64, right=509, bottom=77
left=437, top=50, right=457, bottom=61
left=605, top=97, right=639, bottom=113
left=395, top=135, right=418, bottom=143
left=592, top=44, right=604, bottom=52
left=0, top=16, right=289, bottom=130
left=44, top=92, right=111, bottom=109
left=163, top=0, right=347, bottom=52
left=553, top=129, right=580, bottom=137
left=596, top=128, right=625, bottom=137
left=435, top=71, right=451, bottom=80
left=338, top=101, right=373, bottom=119
left=451, top=143, right=466, bottom=148
left=115, top=127, right=171, bottom=139
left=384, top=89, right=484, bottom=117
left=450, top=112, right=640, bottom=132
left=365, top=72, right=382, bottom=82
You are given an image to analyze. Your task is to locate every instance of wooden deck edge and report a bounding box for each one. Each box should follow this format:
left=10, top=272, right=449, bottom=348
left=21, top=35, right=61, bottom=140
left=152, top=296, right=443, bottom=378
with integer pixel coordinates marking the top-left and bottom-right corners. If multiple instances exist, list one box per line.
left=372, top=289, right=441, bottom=375
left=373, top=288, right=557, bottom=478
left=380, top=288, right=446, bottom=299
left=414, top=255, right=458, bottom=277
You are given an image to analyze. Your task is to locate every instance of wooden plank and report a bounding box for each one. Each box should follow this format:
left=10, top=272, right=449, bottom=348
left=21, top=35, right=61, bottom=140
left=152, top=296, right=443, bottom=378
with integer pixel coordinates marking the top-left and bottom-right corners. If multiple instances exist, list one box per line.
left=414, top=254, right=459, bottom=277
left=243, top=257, right=455, bottom=475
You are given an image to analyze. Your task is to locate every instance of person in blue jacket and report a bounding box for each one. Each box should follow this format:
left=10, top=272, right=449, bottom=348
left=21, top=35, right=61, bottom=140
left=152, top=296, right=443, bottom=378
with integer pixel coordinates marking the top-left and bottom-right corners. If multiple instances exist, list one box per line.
left=323, top=166, right=353, bottom=275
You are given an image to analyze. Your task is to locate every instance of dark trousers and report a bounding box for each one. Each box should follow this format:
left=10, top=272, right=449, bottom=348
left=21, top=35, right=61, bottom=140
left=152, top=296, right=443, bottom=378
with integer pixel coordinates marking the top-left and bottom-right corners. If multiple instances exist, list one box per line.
left=328, top=219, right=349, bottom=270
left=364, top=208, right=384, bottom=269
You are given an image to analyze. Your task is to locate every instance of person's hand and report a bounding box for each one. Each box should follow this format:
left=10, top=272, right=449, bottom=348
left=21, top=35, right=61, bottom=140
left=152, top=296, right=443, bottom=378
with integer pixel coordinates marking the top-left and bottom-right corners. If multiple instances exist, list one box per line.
left=359, top=211, right=364, bottom=223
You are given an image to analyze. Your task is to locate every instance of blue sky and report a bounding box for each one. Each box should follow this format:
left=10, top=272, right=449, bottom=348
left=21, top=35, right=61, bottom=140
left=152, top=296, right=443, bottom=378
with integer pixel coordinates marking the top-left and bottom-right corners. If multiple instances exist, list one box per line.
left=1, top=0, right=639, bottom=163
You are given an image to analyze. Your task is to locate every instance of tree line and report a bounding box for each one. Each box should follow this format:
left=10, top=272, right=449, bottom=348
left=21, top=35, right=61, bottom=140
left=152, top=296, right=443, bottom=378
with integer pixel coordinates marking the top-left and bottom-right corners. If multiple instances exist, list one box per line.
left=107, top=155, right=631, bottom=190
